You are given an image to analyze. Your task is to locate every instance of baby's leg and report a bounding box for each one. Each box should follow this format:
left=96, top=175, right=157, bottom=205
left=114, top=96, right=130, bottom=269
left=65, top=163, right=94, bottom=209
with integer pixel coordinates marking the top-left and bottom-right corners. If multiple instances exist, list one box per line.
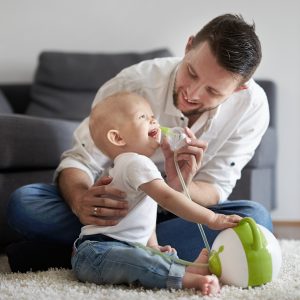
left=182, top=273, right=220, bottom=296
left=186, top=248, right=210, bottom=275
left=183, top=248, right=220, bottom=295
left=72, top=240, right=186, bottom=289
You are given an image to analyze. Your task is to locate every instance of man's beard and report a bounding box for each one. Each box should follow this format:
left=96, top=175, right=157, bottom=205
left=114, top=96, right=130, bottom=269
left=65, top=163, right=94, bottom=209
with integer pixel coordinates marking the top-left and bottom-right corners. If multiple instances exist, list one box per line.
left=173, top=90, right=218, bottom=117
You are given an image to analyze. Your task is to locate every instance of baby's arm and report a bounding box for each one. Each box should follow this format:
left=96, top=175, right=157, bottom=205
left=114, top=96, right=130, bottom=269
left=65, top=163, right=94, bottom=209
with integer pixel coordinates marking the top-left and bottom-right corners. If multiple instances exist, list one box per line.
left=140, top=179, right=241, bottom=230
left=147, top=229, right=176, bottom=253
left=147, top=229, right=159, bottom=248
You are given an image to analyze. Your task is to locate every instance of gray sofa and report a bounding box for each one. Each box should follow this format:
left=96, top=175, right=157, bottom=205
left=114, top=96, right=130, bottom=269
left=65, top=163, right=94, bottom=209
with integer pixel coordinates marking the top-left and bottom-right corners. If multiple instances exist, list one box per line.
left=0, top=50, right=277, bottom=249
left=230, top=79, right=277, bottom=211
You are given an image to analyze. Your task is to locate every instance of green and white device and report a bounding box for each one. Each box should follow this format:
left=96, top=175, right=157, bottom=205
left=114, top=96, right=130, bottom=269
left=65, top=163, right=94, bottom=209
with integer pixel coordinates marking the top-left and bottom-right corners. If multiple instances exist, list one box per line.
left=160, top=126, right=282, bottom=288
left=208, top=217, right=282, bottom=288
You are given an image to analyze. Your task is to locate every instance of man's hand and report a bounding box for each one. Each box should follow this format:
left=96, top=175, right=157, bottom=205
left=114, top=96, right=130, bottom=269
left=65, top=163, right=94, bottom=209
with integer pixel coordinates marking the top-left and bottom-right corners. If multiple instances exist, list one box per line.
left=59, top=169, right=129, bottom=227
left=161, top=127, right=207, bottom=191
left=75, top=176, right=129, bottom=226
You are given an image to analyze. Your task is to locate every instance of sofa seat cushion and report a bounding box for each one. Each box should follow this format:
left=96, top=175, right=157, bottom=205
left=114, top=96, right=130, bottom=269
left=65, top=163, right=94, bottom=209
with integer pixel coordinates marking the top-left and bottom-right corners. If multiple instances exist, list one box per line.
left=26, top=49, right=172, bottom=121
left=0, top=114, right=78, bottom=169
left=0, top=90, right=13, bottom=114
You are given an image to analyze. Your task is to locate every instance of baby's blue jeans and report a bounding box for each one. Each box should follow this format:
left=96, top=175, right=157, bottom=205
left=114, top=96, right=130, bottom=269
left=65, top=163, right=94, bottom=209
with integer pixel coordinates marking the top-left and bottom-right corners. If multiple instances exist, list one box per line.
left=71, top=234, right=185, bottom=289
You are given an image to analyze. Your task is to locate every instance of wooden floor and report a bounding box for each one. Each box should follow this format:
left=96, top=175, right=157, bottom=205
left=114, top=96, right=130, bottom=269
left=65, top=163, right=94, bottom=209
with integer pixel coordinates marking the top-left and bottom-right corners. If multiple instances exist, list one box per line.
left=273, top=221, right=300, bottom=239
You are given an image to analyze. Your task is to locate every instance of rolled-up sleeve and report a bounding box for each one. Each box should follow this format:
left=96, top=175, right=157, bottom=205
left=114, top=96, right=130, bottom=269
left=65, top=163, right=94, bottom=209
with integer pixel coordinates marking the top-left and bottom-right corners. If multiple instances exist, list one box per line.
left=54, top=117, right=110, bottom=183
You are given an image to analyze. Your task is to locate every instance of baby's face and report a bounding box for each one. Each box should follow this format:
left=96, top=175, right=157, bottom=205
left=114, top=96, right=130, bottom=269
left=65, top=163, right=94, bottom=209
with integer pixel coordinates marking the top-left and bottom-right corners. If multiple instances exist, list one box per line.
left=120, top=97, right=161, bottom=157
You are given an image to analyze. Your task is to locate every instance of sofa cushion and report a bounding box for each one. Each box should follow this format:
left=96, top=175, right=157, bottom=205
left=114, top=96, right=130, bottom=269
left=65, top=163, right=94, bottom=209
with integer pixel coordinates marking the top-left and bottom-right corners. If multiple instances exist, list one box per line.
left=26, top=49, right=172, bottom=121
left=0, top=90, right=13, bottom=113
left=247, top=127, right=277, bottom=168
left=0, top=114, right=78, bottom=169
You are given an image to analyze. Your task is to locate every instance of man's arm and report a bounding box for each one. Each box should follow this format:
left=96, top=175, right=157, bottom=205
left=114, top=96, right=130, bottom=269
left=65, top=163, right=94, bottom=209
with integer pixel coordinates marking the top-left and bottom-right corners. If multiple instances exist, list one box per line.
left=58, top=168, right=128, bottom=226
left=188, top=181, right=220, bottom=207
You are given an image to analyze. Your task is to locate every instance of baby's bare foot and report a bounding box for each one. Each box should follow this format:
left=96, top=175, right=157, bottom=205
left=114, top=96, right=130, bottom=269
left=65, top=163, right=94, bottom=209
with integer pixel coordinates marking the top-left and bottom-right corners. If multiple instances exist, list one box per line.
left=186, top=248, right=209, bottom=275
left=199, top=275, right=220, bottom=296
left=183, top=272, right=220, bottom=295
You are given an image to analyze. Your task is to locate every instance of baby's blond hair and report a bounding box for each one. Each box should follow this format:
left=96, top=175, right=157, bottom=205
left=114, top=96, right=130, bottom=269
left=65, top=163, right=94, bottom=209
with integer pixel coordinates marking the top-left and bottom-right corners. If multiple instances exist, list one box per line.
left=89, top=91, right=146, bottom=157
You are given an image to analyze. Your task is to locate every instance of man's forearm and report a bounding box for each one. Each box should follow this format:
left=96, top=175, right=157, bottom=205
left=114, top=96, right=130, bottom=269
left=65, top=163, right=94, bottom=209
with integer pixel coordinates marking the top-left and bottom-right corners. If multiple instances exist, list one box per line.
left=189, top=180, right=220, bottom=207
left=58, top=168, right=93, bottom=215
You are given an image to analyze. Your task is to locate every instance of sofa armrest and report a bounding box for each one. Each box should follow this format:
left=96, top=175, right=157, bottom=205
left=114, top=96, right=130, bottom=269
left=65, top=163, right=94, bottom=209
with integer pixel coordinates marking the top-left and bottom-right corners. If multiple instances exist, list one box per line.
left=0, top=114, right=79, bottom=169
left=255, top=80, right=276, bottom=128
left=247, top=127, right=277, bottom=168
left=0, top=84, right=31, bottom=113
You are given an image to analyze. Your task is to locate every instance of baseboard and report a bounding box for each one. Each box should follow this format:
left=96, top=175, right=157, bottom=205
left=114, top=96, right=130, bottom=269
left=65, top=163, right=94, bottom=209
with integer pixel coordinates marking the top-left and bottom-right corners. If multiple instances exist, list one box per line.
left=272, top=220, right=300, bottom=239
left=273, top=220, right=300, bottom=226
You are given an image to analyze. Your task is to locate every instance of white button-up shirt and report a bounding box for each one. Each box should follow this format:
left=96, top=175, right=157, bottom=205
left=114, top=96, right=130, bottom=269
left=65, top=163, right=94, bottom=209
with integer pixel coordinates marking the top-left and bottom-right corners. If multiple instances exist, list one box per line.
left=56, top=57, right=269, bottom=202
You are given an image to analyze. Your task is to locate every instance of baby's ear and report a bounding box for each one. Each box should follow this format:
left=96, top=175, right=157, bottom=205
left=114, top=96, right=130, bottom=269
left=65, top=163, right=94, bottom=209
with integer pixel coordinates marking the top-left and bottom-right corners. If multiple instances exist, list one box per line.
left=107, top=129, right=126, bottom=146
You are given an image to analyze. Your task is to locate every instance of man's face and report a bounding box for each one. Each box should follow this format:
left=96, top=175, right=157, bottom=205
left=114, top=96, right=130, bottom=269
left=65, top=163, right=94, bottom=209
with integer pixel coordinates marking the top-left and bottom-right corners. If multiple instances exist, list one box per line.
left=174, top=40, right=243, bottom=116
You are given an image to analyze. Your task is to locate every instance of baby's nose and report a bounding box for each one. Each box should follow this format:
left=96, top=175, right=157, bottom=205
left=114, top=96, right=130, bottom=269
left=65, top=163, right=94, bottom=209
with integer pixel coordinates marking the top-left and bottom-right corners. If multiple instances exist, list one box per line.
left=150, top=116, right=157, bottom=124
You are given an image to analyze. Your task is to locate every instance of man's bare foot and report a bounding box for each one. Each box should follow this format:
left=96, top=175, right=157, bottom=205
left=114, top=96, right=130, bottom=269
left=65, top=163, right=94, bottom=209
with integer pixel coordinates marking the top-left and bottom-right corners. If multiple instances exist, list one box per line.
left=186, top=248, right=209, bottom=275
left=182, top=272, right=220, bottom=295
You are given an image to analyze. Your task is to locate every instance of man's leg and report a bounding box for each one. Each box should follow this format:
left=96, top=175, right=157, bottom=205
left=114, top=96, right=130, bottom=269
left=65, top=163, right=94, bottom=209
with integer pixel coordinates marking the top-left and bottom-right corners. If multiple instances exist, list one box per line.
left=6, top=183, right=82, bottom=272
left=7, top=183, right=82, bottom=245
left=156, top=200, right=272, bottom=261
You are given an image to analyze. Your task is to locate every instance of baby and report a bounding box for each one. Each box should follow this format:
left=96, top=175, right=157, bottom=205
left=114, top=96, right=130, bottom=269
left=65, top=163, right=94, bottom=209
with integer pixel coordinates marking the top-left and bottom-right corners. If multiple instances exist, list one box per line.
left=71, top=91, right=242, bottom=295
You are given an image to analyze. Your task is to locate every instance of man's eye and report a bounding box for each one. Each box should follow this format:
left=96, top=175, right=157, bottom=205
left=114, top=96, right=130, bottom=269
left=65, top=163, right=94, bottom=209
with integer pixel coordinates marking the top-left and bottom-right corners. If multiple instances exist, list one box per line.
left=206, top=87, right=219, bottom=97
left=188, top=66, right=197, bottom=78
left=139, top=114, right=146, bottom=119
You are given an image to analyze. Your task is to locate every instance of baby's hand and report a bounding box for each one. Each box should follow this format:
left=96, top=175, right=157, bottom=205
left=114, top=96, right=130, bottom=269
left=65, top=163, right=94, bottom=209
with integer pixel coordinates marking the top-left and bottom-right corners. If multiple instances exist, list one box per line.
left=149, top=244, right=177, bottom=254
left=208, top=213, right=242, bottom=230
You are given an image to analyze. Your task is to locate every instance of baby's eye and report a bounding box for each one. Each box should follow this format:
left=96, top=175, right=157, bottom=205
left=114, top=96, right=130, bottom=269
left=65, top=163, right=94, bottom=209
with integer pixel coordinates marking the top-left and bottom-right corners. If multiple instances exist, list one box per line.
left=139, top=114, right=146, bottom=119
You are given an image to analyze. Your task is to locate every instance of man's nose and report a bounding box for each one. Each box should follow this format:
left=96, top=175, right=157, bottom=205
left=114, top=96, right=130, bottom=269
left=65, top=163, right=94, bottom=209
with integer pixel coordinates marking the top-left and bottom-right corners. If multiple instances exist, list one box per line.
left=187, top=83, right=204, bottom=102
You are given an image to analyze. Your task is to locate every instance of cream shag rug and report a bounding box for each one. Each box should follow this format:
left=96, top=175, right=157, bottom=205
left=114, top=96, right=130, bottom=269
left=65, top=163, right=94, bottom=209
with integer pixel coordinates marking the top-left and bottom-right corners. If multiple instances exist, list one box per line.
left=0, top=239, right=300, bottom=300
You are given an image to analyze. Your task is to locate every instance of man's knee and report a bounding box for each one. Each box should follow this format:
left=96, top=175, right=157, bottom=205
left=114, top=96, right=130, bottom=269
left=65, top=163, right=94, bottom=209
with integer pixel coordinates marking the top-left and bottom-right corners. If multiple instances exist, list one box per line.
left=214, top=200, right=273, bottom=232
left=7, top=183, right=55, bottom=230
left=8, top=185, right=33, bottom=224
left=241, top=201, right=273, bottom=232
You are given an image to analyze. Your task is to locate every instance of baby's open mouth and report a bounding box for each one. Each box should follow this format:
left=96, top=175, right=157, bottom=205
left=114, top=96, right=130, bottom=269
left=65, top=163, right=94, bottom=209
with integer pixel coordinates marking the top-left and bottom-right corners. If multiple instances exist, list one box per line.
left=148, top=128, right=159, bottom=138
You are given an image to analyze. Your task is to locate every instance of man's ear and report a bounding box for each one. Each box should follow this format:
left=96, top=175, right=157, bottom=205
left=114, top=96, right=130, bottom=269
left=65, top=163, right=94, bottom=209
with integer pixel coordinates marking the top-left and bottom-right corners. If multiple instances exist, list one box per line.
left=107, top=129, right=126, bottom=146
left=185, top=36, right=195, bottom=54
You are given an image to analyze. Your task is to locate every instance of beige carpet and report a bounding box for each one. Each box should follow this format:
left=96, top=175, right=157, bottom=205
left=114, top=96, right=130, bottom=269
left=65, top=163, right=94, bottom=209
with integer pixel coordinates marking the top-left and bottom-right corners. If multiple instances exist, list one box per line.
left=0, top=239, right=300, bottom=300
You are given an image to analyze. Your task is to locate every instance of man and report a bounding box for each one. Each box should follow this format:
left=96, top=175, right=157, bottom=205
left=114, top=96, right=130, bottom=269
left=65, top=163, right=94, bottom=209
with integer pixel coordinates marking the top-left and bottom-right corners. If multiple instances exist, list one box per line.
left=7, top=14, right=272, bottom=271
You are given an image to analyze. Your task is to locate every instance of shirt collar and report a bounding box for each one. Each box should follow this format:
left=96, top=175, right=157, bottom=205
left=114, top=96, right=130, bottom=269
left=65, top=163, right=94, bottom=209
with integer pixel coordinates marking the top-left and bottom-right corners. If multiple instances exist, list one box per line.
left=190, top=105, right=220, bottom=134
left=164, top=62, right=184, bottom=118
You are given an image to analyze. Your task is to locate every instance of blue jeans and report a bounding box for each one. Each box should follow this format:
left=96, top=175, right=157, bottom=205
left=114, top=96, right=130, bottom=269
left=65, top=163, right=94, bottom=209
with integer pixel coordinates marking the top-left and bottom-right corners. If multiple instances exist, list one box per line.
left=71, top=234, right=185, bottom=289
left=7, top=183, right=273, bottom=260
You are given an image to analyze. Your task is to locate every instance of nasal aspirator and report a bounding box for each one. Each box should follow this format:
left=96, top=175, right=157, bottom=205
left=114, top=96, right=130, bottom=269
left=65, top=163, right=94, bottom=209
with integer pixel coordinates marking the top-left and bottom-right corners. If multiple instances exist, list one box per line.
left=160, top=126, right=187, bottom=151
left=160, top=126, right=211, bottom=252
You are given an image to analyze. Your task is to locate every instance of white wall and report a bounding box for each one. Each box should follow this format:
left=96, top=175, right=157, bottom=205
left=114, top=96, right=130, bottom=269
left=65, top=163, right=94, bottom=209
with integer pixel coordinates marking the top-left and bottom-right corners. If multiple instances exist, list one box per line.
left=1, top=0, right=299, bottom=220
